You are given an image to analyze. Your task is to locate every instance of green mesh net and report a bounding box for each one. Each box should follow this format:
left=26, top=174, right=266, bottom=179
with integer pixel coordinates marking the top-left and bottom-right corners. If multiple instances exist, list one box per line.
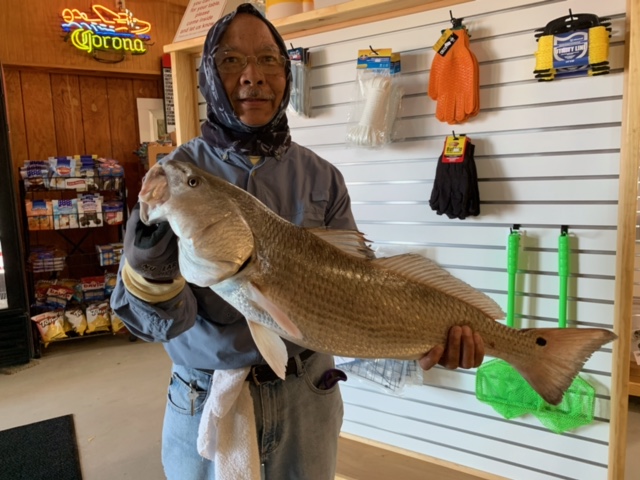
left=475, top=359, right=596, bottom=433
left=475, top=359, right=542, bottom=418
left=533, top=376, right=595, bottom=433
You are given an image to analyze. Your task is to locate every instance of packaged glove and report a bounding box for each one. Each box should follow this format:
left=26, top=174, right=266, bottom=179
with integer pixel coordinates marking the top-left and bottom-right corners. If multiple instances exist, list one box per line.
left=429, top=135, right=480, bottom=220
left=428, top=27, right=479, bottom=125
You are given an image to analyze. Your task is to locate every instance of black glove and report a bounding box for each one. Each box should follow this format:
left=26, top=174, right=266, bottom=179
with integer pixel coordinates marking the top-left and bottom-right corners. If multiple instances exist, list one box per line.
left=123, top=203, right=179, bottom=282
left=429, top=152, right=452, bottom=216
left=463, top=143, right=480, bottom=217
left=430, top=140, right=480, bottom=220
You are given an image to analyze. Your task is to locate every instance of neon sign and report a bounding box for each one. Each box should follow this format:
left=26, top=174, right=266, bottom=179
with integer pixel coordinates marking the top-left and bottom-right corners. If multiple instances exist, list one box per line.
left=61, top=5, right=152, bottom=58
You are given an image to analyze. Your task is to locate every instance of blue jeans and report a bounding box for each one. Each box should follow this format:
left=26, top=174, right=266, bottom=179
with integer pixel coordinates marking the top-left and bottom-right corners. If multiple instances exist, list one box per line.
left=161, top=352, right=344, bottom=479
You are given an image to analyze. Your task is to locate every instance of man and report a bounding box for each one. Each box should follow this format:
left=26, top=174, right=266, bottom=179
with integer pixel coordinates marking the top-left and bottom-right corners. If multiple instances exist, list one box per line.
left=112, top=3, right=484, bottom=479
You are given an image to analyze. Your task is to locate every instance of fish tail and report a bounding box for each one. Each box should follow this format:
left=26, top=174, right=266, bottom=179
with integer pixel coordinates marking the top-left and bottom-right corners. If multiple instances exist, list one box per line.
left=507, top=328, right=617, bottom=405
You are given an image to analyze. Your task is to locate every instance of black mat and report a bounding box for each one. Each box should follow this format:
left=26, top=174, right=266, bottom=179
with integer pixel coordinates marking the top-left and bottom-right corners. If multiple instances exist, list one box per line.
left=0, top=415, right=83, bottom=480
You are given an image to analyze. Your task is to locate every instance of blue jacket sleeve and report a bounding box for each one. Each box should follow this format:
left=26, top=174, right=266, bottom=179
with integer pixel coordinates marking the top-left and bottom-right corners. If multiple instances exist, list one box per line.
left=111, top=257, right=199, bottom=342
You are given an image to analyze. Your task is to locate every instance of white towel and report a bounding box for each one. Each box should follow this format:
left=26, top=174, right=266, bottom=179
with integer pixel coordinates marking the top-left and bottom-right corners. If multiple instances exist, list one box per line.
left=197, top=367, right=261, bottom=480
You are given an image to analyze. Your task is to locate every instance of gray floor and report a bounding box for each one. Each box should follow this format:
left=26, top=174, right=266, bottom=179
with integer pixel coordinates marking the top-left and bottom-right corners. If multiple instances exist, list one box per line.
left=0, top=336, right=638, bottom=480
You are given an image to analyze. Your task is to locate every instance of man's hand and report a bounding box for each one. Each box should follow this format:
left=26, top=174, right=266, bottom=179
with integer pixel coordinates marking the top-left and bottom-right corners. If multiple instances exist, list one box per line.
left=419, top=325, right=484, bottom=371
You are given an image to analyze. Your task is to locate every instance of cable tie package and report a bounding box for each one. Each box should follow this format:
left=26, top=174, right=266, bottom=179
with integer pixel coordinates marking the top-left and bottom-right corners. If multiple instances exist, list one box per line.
left=288, top=46, right=311, bottom=118
left=346, top=48, right=403, bottom=148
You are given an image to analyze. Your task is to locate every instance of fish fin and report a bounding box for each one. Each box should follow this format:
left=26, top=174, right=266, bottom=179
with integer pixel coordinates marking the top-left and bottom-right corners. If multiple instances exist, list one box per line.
left=192, top=214, right=254, bottom=268
left=507, top=328, right=617, bottom=405
left=246, top=321, right=288, bottom=380
left=374, top=254, right=505, bottom=319
left=307, top=228, right=376, bottom=259
left=247, top=283, right=303, bottom=340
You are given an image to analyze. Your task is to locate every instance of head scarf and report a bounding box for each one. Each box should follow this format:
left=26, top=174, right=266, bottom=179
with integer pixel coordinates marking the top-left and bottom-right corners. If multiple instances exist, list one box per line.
left=199, top=3, right=291, bottom=158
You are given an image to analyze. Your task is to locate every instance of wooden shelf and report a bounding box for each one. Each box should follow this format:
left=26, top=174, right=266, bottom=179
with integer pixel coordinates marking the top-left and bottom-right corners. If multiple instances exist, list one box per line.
left=272, top=0, right=470, bottom=37
left=164, top=0, right=470, bottom=54
left=163, top=0, right=471, bottom=146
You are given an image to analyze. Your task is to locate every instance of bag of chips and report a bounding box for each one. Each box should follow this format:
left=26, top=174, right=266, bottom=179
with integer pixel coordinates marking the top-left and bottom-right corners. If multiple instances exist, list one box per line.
left=31, top=310, right=67, bottom=346
left=86, top=301, right=111, bottom=334
left=64, top=307, right=88, bottom=336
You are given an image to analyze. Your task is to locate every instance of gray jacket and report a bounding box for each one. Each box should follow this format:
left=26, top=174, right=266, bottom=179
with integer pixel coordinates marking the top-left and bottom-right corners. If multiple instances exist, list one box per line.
left=111, top=137, right=356, bottom=369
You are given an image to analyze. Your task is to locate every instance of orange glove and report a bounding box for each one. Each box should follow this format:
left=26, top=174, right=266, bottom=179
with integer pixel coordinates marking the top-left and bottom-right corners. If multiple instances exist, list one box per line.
left=428, top=28, right=479, bottom=125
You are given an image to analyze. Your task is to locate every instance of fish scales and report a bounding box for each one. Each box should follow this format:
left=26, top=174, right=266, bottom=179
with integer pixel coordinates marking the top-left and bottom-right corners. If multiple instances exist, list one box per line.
left=222, top=199, right=539, bottom=361
left=139, top=160, right=618, bottom=405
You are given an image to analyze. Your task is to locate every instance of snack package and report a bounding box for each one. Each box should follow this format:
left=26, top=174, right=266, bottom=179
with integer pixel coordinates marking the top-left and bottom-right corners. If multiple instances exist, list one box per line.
left=58, top=278, right=82, bottom=303
left=34, top=280, right=55, bottom=306
left=21, top=161, right=50, bottom=191
left=64, top=306, right=88, bottom=336
left=49, top=157, right=76, bottom=190
left=77, top=194, right=103, bottom=228
left=81, top=276, right=106, bottom=302
left=45, top=284, right=75, bottom=309
left=25, top=199, right=54, bottom=230
left=96, top=158, right=124, bottom=191
left=28, top=246, right=66, bottom=273
left=31, top=310, right=67, bottom=346
left=53, top=199, right=79, bottom=229
left=104, top=273, right=117, bottom=297
left=109, top=308, right=127, bottom=334
left=85, top=301, right=111, bottom=334
left=103, top=200, right=124, bottom=225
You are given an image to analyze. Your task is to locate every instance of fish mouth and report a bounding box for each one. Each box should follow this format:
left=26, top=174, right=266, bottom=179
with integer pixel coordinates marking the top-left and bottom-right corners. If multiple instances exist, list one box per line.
left=139, top=164, right=169, bottom=224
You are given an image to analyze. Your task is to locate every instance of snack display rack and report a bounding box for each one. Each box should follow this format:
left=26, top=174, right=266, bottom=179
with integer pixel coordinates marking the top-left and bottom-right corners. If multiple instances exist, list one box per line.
left=18, top=156, right=129, bottom=352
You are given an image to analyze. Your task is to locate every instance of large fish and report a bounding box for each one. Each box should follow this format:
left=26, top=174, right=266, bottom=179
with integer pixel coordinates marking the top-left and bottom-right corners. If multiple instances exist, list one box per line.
left=139, top=160, right=617, bottom=405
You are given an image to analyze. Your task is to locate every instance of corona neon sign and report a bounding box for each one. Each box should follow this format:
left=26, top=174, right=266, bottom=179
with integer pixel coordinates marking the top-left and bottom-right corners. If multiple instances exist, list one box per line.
left=61, top=5, right=152, bottom=58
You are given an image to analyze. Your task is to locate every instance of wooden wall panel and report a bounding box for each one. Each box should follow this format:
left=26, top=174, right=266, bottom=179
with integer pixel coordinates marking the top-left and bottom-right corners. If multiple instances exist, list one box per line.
left=51, top=74, right=85, bottom=156
left=79, top=77, right=113, bottom=159
left=0, top=0, right=190, bottom=76
left=3, top=69, right=28, bottom=179
left=7, top=67, right=164, bottom=204
left=107, top=78, right=142, bottom=211
left=20, top=72, right=57, bottom=161
left=133, top=78, right=162, bottom=99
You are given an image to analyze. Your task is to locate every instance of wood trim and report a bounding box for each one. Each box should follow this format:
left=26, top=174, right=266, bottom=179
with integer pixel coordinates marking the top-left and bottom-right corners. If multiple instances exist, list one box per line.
left=163, top=0, right=472, bottom=53
left=170, top=51, right=199, bottom=145
left=275, top=0, right=471, bottom=39
left=610, top=0, right=639, bottom=479
left=3, top=64, right=160, bottom=81
left=336, top=433, right=507, bottom=480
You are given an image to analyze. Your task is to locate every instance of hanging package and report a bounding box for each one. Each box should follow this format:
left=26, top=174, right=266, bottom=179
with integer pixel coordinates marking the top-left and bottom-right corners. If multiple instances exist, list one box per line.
left=429, top=134, right=480, bottom=220
left=346, top=48, right=403, bottom=148
left=288, top=46, right=311, bottom=118
left=428, top=13, right=479, bottom=125
left=533, top=11, right=611, bottom=81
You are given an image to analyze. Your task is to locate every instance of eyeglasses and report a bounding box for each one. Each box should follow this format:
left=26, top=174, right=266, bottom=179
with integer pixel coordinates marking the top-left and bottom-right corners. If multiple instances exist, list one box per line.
left=215, top=51, right=287, bottom=75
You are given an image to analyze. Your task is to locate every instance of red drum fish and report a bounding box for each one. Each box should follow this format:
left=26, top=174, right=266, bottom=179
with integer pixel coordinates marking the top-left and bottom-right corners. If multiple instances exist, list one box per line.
left=139, top=160, right=617, bottom=405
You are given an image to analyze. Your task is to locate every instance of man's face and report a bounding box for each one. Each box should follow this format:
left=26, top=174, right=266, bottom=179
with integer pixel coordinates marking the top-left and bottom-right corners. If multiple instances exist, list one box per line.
left=216, top=14, right=287, bottom=127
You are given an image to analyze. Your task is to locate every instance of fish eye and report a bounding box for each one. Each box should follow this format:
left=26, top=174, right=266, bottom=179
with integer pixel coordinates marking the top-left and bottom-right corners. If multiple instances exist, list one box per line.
left=187, top=176, right=200, bottom=188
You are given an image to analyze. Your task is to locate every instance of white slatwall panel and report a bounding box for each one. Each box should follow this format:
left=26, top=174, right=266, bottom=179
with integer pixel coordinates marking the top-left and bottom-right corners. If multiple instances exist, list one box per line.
left=283, top=0, right=623, bottom=479
left=192, top=0, right=624, bottom=478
